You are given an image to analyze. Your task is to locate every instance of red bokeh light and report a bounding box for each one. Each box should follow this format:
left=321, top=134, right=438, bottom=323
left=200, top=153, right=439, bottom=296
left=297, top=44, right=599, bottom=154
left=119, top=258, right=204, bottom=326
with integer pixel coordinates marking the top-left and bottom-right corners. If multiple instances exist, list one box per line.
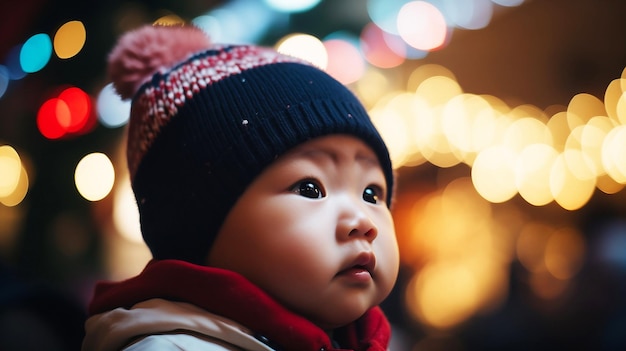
left=360, top=22, right=405, bottom=69
left=36, top=86, right=95, bottom=139
left=37, top=98, right=69, bottom=139
left=59, top=87, right=91, bottom=133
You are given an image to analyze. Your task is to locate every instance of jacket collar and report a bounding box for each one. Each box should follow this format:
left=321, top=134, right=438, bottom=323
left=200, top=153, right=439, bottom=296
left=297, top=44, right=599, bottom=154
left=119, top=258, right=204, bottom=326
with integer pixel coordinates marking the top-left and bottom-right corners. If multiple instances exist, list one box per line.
left=88, top=259, right=390, bottom=351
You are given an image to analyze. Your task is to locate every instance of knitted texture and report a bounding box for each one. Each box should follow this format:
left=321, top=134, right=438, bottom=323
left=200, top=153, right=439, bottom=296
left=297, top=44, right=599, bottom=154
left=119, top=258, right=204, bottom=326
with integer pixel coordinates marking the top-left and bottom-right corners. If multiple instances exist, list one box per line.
left=109, top=25, right=393, bottom=263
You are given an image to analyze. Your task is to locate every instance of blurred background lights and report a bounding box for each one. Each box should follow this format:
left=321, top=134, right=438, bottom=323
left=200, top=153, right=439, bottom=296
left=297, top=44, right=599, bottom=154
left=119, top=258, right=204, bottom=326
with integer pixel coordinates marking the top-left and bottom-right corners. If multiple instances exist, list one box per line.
left=153, top=14, right=185, bottom=26
left=263, top=0, right=321, bottom=13
left=550, top=151, right=596, bottom=211
left=97, top=83, right=131, bottom=128
left=397, top=1, right=447, bottom=51
left=596, top=220, right=626, bottom=270
left=53, top=20, right=86, bottom=59
left=471, top=145, right=518, bottom=203
left=0, top=65, right=9, bottom=98
left=365, top=0, right=526, bottom=55
left=354, top=69, right=391, bottom=108
left=360, top=22, right=405, bottom=68
left=6, top=45, right=27, bottom=81
left=74, top=153, right=115, bottom=201
left=602, top=125, right=626, bottom=183
left=112, top=178, right=142, bottom=244
left=192, top=15, right=222, bottom=40
left=492, top=0, right=525, bottom=6
left=407, top=261, right=480, bottom=329
left=515, top=143, right=558, bottom=206
left=442, top=0, right=494, bottom=30
left=276, top=33, right=327, bottom=69
left=367, top=0, right=409, bottom=35
left=0, top=146, right=22, bottom=198
left=400, top=177, right=510, bottom=329
left=37, top=97, right=70, bottom=139
left=58, top=87, right=92, bottom=133
left=20, top=33, right=52, bottom=73
left=36, top=86, right=94, bottom=139
left=323, top=38, right=365, bottom=85
left=516, top=223, right=585, bottom=298
left=603, top=79, right=622, bottom=122
left=194, top=0, right=276, bottom=43
left=382, top=31, right=429, bottom=60
left=0, top=145, right=29, bottom=207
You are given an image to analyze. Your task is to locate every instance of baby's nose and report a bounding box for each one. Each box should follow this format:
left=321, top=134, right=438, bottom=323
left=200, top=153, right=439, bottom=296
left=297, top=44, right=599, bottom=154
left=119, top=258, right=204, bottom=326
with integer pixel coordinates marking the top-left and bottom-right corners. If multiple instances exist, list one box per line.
left=337, top=199, right=378, bottom=242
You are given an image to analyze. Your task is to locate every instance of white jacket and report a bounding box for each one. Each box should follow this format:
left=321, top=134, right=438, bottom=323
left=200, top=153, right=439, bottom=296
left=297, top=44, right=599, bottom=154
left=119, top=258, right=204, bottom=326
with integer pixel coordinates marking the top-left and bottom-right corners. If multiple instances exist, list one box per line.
left=83, top=298, right=275, bottom=351
left=82, top=260, right=391, bottom=351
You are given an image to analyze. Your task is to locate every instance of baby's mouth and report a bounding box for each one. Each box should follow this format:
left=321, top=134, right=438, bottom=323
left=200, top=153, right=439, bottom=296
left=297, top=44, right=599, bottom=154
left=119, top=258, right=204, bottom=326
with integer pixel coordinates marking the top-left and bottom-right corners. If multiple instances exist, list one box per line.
left=337, top=252, right=376, bottom=279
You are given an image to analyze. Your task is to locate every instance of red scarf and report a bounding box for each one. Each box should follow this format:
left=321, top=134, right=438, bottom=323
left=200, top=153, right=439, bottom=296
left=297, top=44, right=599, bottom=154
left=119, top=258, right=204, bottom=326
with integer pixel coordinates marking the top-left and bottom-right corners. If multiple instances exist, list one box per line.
left=88, top=260, right=390, bottom=351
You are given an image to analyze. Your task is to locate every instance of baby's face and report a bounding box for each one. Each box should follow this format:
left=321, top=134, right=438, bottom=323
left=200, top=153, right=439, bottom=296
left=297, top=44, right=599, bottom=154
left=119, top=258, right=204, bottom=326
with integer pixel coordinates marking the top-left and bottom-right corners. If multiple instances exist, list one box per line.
left=207, top=135, right=399, bottom=331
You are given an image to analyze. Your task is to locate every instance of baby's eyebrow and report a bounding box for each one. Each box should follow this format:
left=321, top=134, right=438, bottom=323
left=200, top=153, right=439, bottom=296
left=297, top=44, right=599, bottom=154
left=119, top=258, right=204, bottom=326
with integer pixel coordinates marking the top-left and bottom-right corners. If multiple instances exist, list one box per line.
left=297, top=148, right=380, bottom=168
left=355, top=152, right=380, bottom=168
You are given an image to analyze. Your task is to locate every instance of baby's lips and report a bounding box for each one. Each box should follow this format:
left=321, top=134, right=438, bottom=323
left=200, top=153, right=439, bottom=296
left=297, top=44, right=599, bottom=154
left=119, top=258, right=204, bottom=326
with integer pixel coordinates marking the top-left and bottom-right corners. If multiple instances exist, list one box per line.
left=340, top=251, right=376, bottom=277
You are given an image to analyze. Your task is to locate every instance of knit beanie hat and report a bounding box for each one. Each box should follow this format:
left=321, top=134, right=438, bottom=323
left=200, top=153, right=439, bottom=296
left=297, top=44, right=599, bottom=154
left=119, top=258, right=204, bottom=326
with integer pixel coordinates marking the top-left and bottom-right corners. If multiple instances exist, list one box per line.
left=108, top=24, right=394, bottom=264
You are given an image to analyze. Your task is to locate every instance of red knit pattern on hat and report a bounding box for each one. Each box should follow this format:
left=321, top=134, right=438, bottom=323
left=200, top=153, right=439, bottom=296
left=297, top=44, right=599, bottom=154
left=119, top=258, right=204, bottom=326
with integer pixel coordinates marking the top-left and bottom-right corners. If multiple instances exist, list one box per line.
left=125, top=45, right=305, bottom=179
left=108, top=24, right=212, bottom=100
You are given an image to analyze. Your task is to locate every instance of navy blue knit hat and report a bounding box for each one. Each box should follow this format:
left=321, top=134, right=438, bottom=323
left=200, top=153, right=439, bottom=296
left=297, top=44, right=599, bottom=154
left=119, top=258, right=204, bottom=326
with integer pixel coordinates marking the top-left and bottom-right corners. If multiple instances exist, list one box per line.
left=108, top=25, right=394, bottom=264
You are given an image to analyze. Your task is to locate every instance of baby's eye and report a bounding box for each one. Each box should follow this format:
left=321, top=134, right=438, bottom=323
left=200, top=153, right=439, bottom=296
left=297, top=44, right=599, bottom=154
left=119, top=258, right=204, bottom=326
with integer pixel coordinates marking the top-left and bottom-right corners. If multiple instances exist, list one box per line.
left=363, top=186, right=382, bottom=204
left=291, top=180, right=325, bottom=199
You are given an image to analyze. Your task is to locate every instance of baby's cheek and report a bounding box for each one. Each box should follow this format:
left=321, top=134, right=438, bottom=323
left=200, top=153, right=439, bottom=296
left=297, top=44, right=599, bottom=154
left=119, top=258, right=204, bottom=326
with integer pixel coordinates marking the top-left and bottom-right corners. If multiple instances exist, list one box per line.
left=376, top=233, right=400, bottom=290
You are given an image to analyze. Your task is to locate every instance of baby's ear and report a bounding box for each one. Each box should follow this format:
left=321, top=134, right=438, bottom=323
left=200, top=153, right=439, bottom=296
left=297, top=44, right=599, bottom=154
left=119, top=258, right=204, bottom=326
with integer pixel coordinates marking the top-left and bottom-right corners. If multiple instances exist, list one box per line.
left=107, top=25, right=212, bottom=99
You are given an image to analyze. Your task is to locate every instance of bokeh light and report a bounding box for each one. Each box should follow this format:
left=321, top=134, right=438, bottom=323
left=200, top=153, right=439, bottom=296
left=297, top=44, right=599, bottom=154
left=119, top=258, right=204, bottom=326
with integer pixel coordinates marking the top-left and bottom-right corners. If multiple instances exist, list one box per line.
left=6, top=45, right=27, bottom=80
left=492, top=0, right=525, bottom=6
left=360, top=22, right=405, bottom=68
left=472, top=145, right=518, bottom=203
left=153, top=14, right=186, bottom=26
left=516, top=222, right=586, bottom=299
left=400, top=178, right=510, bottom=329
left=603, top=79, right=624, bottom=123
left=596, top=220, right=626, bottom=270
left=550, top=151, right=596, bottom=210
left=74, top=153, right=115, bottom=201
left=397, top=1, right=447, bottom=51
left=20, top=33, right=52, bottom=73
left=97, top=83, right=131, bottom=128
left=0, top=145, right=29, bottom=207
left=53, top=20, right=86, bottom=59
left=323, top=38, right=365, bottom=85
left=112, top=177, right=142, bottom=243
left=37, top=98, right=70, bottom=140
left=263, top=0, right=321, bottom=13
left=193, top=0, right=276, bottom=44
left=442, top=0, right=494, bottom=30
left=58, top=87, right=92, bottom=133
left=382, top=31, right=429, bottom=60
left=602, top=125, right=626, bottom=183
left=367, top=0, right=409, bottom=35
left=36, top=86, right=94, bottom=139
left=0, top=66, right=9, bottom=98
left=515, top=143, right=558, bottom=206
left=276, top=33, right=327, bottom=69
left=0, top=145, right=22, bottom=198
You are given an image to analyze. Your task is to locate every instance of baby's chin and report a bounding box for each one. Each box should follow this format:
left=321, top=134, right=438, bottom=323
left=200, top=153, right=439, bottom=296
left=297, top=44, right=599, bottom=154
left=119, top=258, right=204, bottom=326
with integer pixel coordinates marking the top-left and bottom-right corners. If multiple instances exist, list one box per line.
left=305, top=305, right=375, bottom=332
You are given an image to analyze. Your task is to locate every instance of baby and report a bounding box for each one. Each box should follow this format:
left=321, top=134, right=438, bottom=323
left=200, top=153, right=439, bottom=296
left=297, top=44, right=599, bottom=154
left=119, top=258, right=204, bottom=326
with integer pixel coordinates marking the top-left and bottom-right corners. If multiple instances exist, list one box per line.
left=82, top=24, right=399, bottom=351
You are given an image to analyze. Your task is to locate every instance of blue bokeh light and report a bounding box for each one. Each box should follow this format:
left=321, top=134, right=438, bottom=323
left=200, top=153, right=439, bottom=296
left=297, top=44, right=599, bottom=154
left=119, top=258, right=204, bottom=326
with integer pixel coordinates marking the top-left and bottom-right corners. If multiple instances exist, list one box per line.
left=97, top=83, right=131, bottom=128
left=20, top=33, right=52, bottom=73
left=6, top=45, right=26, bottom=80
left=0, top=65, right=9, bottom=98
left=263, top=0, right=321, bottom=13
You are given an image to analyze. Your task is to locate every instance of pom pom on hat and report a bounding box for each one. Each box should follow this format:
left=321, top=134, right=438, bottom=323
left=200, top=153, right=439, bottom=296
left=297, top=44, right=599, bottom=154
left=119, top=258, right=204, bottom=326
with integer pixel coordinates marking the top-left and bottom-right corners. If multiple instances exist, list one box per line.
left=108, top=25, right=212, bottom=99
left=109, top=24, right=394, bottom=264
